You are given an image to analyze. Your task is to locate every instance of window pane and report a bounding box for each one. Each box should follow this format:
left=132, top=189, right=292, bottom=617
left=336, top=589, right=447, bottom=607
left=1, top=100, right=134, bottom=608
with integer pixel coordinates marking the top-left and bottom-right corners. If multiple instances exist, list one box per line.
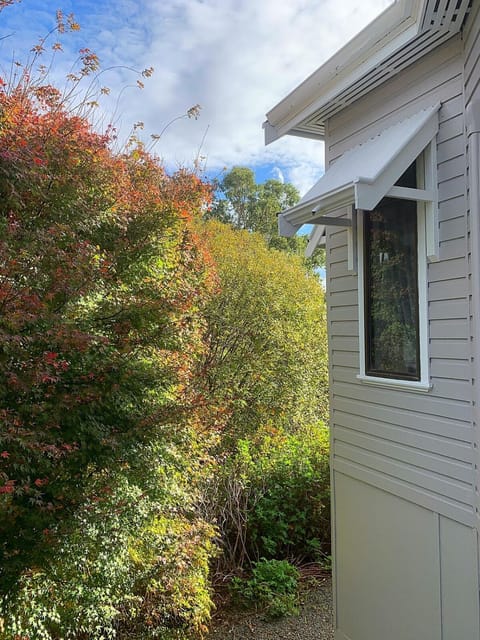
left=364, top=200, right=419, bottom=380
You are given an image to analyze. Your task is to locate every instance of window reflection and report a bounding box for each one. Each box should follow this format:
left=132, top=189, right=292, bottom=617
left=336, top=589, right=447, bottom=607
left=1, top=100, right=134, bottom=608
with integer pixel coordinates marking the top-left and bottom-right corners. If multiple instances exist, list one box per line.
left=364, top=199, right=419, bottom=380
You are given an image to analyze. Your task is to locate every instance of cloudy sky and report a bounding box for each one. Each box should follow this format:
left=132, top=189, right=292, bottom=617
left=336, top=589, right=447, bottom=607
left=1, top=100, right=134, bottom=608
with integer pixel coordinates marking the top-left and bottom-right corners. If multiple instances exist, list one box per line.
left=0, top=0, right=392, bottom=194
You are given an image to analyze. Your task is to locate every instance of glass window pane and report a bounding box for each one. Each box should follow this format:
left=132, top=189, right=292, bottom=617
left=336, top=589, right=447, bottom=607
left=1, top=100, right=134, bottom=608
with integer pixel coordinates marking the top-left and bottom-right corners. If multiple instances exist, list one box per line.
left=364, top=199, right=419, bottom=380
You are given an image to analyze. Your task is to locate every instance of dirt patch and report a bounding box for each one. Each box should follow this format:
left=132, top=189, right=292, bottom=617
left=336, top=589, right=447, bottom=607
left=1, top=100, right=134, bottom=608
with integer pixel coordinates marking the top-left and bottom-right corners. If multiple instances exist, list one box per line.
left=208, top=575, right=333, bottom=640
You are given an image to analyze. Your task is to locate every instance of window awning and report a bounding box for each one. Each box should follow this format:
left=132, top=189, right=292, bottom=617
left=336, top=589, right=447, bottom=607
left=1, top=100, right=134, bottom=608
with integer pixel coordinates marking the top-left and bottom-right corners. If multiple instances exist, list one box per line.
left=278, top=104, right=441, bottom=238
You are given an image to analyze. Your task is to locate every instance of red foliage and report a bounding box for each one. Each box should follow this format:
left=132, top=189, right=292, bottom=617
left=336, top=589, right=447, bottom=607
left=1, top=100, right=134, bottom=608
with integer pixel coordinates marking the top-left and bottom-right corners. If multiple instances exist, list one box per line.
left=0, top=75, right=218, bottom=578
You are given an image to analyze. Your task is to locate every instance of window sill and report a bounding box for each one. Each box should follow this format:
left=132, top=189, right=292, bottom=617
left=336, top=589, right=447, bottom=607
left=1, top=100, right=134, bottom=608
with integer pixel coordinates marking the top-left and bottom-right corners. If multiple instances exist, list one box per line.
left=356, top=374, right=432, bottom=393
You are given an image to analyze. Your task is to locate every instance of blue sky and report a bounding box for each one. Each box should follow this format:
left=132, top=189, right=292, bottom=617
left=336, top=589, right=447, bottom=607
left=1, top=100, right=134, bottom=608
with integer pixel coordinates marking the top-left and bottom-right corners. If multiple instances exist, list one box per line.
left=0, top=0, right=392, bottom=195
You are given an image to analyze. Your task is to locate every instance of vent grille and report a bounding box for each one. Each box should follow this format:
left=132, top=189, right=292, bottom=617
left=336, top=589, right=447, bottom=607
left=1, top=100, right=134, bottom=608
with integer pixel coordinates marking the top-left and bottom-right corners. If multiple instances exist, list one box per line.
left=422, top=0, right=472, bottom=30
left=290, top=0, right=473, bottom=140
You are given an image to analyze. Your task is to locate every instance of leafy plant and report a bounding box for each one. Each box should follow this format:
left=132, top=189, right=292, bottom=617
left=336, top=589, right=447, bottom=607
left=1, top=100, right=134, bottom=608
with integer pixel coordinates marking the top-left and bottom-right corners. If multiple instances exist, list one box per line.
left=230, top=558, right=300, bottom=619
left=0, top=8, right=219, bottom=639
left=195, top=220, right=329, bottom=448
left=204, top=423, right=330, bottom=571
left=206, top=166, right=324, bottom=270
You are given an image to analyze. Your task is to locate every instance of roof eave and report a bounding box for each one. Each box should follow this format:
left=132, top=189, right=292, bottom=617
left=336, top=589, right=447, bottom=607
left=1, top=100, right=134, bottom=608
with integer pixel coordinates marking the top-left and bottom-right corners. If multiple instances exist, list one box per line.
left=264, top=0, right=427, bottom=145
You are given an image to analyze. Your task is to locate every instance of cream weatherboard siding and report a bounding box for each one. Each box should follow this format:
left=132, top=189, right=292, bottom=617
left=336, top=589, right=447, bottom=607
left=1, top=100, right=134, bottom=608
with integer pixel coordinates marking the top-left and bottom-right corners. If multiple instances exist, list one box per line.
left=265, top=2, right=480, bottom=637
left=324, top=31, right=479, bottom=640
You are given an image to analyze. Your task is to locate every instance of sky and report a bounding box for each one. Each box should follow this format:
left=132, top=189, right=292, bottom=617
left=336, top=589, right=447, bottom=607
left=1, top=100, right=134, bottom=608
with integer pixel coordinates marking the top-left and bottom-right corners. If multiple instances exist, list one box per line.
left=0, top=0, right=393, bottom=195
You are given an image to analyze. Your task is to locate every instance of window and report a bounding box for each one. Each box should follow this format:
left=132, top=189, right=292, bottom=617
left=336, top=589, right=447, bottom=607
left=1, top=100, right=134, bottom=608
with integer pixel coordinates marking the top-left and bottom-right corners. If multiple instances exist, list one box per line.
left=364, top=200, right=419, bottom=380
left=358, top=160, right=430, bottom=391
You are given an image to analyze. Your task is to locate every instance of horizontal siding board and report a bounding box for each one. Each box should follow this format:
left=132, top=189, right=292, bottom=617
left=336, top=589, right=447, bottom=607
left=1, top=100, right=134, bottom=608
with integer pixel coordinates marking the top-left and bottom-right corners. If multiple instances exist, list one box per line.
left=332, top=382, right=471, bottom=422
left=439, top=94, right=464, bottom=124
left=332, top=406, right=473, bottom=459
left=329, top=305, right=358, bottom=322
left=430, top=378, right=472, bottom=402
left=327, top=230, right=348, bottom=250
left=429, top=339, right=470, bottom=359
left=439, top=217, right=465, bottom=242
left=333, top=426, right=473, bottom=483
left=430, top=358, right=471, bottom=380
left=327, top=274, right=358, bottom=293
left=437, top=112, right=464, bottom=144
left=438, top=237, right=468, bottom=260
left=330, top=321, right=358, bottom=337
left=428, top=299, right=468, bottom=320
left=428, top=257, right=466, bottom=282
left=429, top=277, right=468, bottom=300
left=429, top=318, right=469, bottom=339
left=437, top=155, right=465, bottom=183
left=329, top=260, right=350, bottom=278
left=334, top=441, right=472, bottom=504
left=332, top=396, right=472, bottom=442
left=331, top=350, right=359, bottom=367
left=333, top=460, right=476, bottom=526
left=328, top=290, right=357, bottom=307
left=437, top=136, right=465, bottom=166
left=439, top=195, right=465, bottom=221
left=331, top=365, right=360, bottom=383
left=438, top=175, right=466, bottom=202
left=329, top=245, right=348, bottom=262
left=329, top=336, right=359, bottom=352
left=332, top=367, right=471, bottom=403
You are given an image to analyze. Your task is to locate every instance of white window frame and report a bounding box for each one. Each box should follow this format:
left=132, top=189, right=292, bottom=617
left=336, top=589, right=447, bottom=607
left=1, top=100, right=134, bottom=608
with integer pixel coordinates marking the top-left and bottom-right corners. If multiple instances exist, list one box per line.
left=356, top=158, right=432, bottom=393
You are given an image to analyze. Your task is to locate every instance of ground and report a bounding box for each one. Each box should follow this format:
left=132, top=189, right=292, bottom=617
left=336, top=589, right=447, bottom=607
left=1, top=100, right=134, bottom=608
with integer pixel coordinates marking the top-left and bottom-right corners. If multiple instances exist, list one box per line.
left=208, top=574, right=333, bottom=640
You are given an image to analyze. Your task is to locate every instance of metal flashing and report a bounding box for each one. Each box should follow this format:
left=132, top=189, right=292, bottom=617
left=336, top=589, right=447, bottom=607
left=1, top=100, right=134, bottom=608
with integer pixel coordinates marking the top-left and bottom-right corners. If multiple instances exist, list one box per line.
left=278, top=104, right=440, bottom=234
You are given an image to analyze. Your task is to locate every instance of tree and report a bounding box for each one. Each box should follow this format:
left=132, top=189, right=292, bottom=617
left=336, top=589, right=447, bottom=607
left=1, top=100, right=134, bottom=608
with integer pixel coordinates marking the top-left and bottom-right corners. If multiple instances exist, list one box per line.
left=0, top=57, right=220, bottom=638
left=207, top=166, right=324, bottom=269
left=195, top=220, right=330, bottom=573
left=195, top=220, right=328, bottom=447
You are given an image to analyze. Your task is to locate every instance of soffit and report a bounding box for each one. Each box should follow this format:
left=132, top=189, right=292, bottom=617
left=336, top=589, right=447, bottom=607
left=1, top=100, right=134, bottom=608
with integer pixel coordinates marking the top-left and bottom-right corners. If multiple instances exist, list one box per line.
left=265, top=0, right=472, bottom=144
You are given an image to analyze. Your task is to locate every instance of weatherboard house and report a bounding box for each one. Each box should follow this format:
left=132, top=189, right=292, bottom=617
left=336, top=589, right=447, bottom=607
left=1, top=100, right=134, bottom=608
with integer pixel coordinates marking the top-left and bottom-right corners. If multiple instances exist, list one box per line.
left=265, top=1, right=480, bottom=639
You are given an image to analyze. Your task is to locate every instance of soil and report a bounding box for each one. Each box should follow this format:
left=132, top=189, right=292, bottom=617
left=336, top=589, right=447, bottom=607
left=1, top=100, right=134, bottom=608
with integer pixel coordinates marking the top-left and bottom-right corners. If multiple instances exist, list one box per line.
left=207, top=574, right=334, bottom=640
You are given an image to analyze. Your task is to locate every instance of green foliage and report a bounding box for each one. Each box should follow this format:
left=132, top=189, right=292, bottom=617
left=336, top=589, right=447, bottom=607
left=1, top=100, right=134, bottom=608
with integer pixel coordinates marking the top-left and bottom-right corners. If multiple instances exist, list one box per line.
left=206, top=423, right=330, bottom=571
left=0, top=25, right=219, bottom=639
left=195, top=220, right=329, bottom=446
left=230, top=559, right=300, bottom=619
left=1, top=436, right=216, bottom=640
left=206, top=166, right=324, bottom=270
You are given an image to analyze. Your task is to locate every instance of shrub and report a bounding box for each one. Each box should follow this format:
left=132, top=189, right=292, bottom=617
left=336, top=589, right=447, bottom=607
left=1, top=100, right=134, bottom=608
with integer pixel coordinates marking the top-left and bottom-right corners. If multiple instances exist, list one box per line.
left=194, top=220, right=328, bottom=448
left=0, top=438, right=216, bottom=640
left=205, top=423, right=330, bottom=571
left=230, top=559, right=300, bottom=619
left=0, top=20, right=219, bottom=639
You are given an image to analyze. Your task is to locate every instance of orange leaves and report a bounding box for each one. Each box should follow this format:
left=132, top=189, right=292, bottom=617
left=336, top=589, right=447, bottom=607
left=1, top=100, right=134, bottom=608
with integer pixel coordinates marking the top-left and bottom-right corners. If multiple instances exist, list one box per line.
left=55, top=9, right=80, bottom=34
left=141, top=66, right=154, bottom=78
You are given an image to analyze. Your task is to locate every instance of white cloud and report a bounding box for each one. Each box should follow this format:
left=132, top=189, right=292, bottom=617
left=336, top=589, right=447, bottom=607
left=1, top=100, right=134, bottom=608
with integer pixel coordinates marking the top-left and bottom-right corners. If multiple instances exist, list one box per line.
left=0, top=0, right=393, bottom=193
left=270, top=167, right=285, bottom=184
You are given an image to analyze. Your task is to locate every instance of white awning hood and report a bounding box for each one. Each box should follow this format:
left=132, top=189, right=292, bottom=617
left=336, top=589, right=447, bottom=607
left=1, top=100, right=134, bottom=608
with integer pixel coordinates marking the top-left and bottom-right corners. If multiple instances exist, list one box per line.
left=278, top=104, right=440, bottom=238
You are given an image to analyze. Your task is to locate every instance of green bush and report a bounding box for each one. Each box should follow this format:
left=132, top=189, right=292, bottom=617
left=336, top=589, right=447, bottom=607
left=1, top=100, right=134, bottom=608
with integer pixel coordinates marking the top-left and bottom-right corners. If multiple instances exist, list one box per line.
left=0, top=438, right=216, bottom=640
left=207, top=423, right=330, bottom=571
left=230, top=559, right=300, bottom=619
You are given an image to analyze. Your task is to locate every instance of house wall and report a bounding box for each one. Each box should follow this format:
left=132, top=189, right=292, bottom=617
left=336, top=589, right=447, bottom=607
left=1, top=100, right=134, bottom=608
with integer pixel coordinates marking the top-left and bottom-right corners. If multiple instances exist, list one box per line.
left=324, top=32, right=480, bottom=640
left=464, top=1, right=480, bottom=534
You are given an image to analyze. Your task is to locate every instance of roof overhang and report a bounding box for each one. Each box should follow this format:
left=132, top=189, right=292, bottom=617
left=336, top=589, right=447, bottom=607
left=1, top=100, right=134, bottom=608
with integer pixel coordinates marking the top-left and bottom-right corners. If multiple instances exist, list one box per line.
left=278, top=104, right=440, bottom=235
left=264, top=0, right=472, bottom=144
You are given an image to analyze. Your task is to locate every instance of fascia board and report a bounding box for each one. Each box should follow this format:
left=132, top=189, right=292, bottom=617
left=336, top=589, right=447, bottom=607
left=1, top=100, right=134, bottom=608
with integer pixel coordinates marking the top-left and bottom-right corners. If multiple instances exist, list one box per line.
left=265, top=0, right=424, bottom=144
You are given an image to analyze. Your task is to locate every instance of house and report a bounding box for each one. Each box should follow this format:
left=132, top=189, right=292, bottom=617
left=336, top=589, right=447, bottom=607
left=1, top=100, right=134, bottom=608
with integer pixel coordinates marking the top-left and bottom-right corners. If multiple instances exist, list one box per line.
left=264, top=1, right=480, bottom=638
